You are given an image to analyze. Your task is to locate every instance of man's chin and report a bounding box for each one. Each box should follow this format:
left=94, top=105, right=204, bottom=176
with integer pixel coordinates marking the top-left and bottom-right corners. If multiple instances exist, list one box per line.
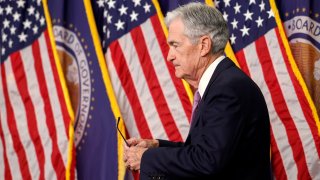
left=174, top=72, right=183, bottom=79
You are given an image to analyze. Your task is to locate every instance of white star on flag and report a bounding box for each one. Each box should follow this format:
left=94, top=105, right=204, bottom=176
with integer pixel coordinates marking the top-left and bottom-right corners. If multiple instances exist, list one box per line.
left=115, top=19, right=125, bottom=30
left=230, top=33, right=236, bottom=44
left=108, top=0, right=116, bottom=9
left=223, top=0, right=231, bottom=7
left=267, top=9, right=274, bottom=18
left=27, top=5, right=35, bottom=15
left=16, top=0, right=26, bottom=8
left=223, top=11, right=228, bottom=21
left=234, top=3, right=241, bottom=14
left=244, top=9, right=253, bottom=21
left=118, top=4, right=128, bottom=16
left=5, top=5, right=13, bottom=14
left=130, top=11, right=139, bottom=21
left=3, top=18, right=10, bottom=28
left=249, top=0, right=256, bottom=5
left=240, top=25, right=250, bottom=36
left=143, top=2, right=151, bottom=13
left=10, top=26, right=16, bottom=34
left=231, top=18, right=238, bottom=29
left=23, top=19, right=32, bottom=29
left=13, top=12, right=21, bottom=21
left=96, top=0, right=104, bottom=8
left=256, top=16, right=264, bottom=27
left=259, top=1, right=265, bottom=11
left=133, top=0, right=141, bottom=7
left=18, top=32, right=27, bottom=42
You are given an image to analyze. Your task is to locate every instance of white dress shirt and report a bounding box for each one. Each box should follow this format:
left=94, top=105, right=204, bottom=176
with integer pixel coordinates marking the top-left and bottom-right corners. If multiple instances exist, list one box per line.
left=198, top=55, right=225, bottom=98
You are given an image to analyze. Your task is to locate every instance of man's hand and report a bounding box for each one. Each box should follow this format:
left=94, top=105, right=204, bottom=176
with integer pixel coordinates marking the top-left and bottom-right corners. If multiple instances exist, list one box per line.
left=127, top=138, right=159, bottom=148
left=124, top=146, right=147, bottom=171
left=124, top=138, right=159, bottom=171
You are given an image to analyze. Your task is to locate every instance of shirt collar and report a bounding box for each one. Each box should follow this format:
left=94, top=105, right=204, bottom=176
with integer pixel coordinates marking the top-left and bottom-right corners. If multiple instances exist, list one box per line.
left=198, top=55, right=225, bottom=97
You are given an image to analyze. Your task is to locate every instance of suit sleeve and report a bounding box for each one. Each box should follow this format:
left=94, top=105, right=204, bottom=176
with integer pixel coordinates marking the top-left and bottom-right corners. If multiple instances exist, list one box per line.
left=158, top=139, right=184, bottom=147
left=140, top=84, right=246, bottom=178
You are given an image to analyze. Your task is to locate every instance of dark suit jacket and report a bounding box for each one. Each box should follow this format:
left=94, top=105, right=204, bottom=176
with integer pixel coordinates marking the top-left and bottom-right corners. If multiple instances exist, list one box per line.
left=140, top=58, right=271, bottom=180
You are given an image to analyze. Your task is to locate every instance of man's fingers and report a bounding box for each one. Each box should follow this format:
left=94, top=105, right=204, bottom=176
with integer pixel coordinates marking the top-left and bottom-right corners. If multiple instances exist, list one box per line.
left=124, top=146, right=146, bottom=171
left=127, top=137, right=139, bottom=146
left=127, top=158, right=140, bottom=171
left=124, top=142, right=129, bottom=149
left=123, top=153, right=127, bottom=162
left=136, top=141, right=147, bottom=148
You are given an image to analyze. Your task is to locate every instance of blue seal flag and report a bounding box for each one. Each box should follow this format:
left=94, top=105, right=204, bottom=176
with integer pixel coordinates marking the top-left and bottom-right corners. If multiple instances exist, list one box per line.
left=47, top=0, right=118, bottom=179
left=276, top=0, right=320, bottom=117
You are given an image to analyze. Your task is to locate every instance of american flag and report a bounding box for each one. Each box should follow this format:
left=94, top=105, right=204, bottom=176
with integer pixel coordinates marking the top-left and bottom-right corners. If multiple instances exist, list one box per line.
left=215, top=0, right=320, bottom=179
left=0, top=0, right=75, bottom=179
left=96, top=0, right=193, bottom=142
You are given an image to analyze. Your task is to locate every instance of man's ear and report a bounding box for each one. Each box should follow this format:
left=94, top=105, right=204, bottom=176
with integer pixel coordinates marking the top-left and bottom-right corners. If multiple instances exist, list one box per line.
left=199, top=35, right=212, bottom=57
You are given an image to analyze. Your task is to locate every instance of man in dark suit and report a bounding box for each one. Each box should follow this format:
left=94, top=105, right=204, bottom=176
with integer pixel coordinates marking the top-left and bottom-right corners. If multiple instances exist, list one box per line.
left=124, top=2, right=271, bottom=179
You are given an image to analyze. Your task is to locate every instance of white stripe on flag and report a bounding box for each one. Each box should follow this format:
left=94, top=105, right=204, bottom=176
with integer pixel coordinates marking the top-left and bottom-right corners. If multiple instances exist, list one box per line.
left=243, top=41, right=298, bottom=179
left=38, top=35, right=68, bottom=165
left=105, top=51, right=140, bottom=138
left=265, top=30, right=320, bottom=178
left=5, top=58, right=40, bottom=179
left=20, top=46, right=57, bottom=180
left=265, top=30, right=305, bottom=121
left=0, top=69, right=21, bottom=180
left=118, top=33, right=168, bottom=139
left=0, top=129, right=4, bottom=178
left=141, top=19, right=190, bottom=140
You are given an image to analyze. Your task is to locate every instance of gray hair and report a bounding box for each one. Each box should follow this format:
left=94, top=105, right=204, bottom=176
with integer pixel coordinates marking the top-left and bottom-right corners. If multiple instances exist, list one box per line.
left=165, top=2, right=229, bottom=54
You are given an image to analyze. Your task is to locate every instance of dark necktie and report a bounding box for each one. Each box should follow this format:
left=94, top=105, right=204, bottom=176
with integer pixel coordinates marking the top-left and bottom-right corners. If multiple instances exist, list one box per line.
left=191, top=90, right=201, bottom=123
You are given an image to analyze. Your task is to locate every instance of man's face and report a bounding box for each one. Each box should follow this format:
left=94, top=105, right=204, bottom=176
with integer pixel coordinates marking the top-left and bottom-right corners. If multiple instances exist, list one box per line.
left=167, top=18, right=201, bottom=81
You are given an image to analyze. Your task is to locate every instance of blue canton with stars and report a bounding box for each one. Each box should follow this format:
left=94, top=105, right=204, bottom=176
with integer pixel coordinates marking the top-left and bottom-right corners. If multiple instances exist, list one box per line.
left=0, top=0, right=46, bottom=62
left=215, top=0, right=277, bottom=52
left=94, top=0, right=156, bottom=50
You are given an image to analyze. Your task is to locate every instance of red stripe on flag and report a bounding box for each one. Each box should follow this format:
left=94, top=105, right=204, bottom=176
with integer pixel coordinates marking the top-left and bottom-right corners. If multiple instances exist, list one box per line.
left=37, top=31, right=66, bottom=179
left=150, top=15, right=192, bottom=122
left=270, top=129, right=287, bottom=180
left=130, top=26, right=183, bottom=141
left=0, top=115, right=12, bottom=179
left=11, top=47, right=45, bottom=180
left=255, top=34, right=311, bottom=179
left=274, top=28, right=320, bottom=157
left=235, top=50, right=251, bottom=77
left=109, top=41, right=153, bottom=139
left=44, top=31, right=70, bottom=137
left=1, top=60, right=32, bottom=179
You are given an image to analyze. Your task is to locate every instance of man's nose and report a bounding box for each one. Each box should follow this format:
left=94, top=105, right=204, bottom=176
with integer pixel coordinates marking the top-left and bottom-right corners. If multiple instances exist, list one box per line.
left=167, top=48, right=175, bottom=62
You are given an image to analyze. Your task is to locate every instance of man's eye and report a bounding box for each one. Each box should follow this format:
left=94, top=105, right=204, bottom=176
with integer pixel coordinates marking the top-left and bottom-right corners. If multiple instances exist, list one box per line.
left=168, top=42, right=178, bottom=48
